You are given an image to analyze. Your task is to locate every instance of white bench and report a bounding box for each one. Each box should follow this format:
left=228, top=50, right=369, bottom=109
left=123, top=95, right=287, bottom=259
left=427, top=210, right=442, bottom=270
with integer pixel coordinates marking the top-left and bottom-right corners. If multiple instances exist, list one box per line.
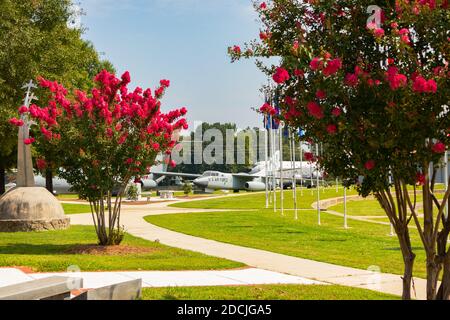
left=159, top=190, right=175, bottom=199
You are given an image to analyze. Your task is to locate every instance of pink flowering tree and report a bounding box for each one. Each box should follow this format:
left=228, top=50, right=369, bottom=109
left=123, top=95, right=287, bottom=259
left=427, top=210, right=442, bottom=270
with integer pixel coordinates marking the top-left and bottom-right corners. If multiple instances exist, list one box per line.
left=11, top=70, right=187, bottom=245
left=231, top=0, right=450, bottom=299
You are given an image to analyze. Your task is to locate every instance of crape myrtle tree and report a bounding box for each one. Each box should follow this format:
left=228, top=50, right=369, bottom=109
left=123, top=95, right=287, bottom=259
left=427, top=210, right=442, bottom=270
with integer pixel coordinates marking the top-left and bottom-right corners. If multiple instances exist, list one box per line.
left=10, top=70, right=187, bottom=245
left=230, top=0, right=450, bottom=300
left=0, top=0, right=114, bottom=194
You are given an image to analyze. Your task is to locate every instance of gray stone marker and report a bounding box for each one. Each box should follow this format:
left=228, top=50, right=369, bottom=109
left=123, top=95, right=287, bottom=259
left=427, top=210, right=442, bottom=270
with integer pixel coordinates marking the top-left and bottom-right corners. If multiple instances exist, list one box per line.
left=72, top=279, right=142, bottom=300
left=0, top=276, right=83, bottom=300
left=0, top=81, right=70, bottom=232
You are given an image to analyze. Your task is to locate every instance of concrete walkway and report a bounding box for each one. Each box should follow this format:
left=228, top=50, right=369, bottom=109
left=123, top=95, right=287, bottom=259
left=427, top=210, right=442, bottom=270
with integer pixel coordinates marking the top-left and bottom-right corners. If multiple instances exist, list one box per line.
left=0, top=268, right=322, bottom=289
left=67, top=197, right=428, bottom=299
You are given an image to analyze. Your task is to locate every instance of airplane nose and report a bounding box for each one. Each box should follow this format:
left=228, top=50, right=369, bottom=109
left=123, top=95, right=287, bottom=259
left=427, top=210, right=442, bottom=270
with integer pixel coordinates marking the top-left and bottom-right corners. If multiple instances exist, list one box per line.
left=194, top=178, right=208, bottom=188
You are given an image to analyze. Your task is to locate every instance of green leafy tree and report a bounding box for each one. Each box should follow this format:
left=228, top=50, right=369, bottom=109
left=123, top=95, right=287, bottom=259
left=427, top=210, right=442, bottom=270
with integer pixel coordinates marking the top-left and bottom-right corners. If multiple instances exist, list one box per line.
left=0, top=0, right=113, bottom=194
left=16, top=70, right=187, bottom=245
left=232, top=0, right=450, bottom=299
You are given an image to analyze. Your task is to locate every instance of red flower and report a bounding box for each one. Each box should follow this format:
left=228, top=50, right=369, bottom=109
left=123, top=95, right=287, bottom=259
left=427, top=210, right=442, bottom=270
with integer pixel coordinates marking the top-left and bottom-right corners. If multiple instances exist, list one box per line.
left=125, top=158, right=134, bottom=165
left=310, top=57, right=323, bottom=71
left=316, top=90, right=327, bottom=100
left=169, top=160, right=177, bottom=168
left=322, top=58, right=342, bottom=76
left=432, top=141, right=446, bottom=154
left=36, top=158, right=47, bottom=171
left=18, top=106, right=28, bottom=114
left=307, top=101, right=324, bottom=119
left=304, top=152, right=315, bottom=162
left=24, top=137, right=35, bottom=145
left=233, top=46, right=241, bottom=54
left=331, top=107, right=342, bottom=117
left=294, top=69, right=304, bottom=78
left=9, top=118, right=24, bottom=127
left=260, top=103, right=276, bottom=115
left=344, top=73, right=359, bottom=87
left=326, top=124, right=337, bottom=135
left=259, top=2, right=267, bottom=10
left=121, top=71, right=131, bottom=85
left=272, top=67, right=290, bottom=84
left=373, top=28, right=385, bottom=38
left=260, top=32, right=269, bottom=41
left=364, top=160, right=376, bottom=171
left=416, top=173, right=426, bottom=186
left=160, top=79, right=170, bottom=88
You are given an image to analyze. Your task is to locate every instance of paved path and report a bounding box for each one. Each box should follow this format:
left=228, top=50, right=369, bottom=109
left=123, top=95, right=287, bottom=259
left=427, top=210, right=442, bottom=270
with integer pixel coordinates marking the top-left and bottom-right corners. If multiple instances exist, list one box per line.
left=0, top=268, right=322, bottom=289
left=67, top=197, right=428, bottom=299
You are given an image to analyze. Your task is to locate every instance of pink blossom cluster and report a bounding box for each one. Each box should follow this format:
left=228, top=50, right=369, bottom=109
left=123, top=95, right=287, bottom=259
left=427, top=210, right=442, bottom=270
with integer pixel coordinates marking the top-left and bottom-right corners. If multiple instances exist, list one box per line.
left=260, top=103, right=277, bottom=116
left=10, top=70, right=188, bottom=170
left=310, top=55, right=342, bottom=77
left=272, top=67, right=290, bottom=84
left=412, top=75, right=438, bottom=93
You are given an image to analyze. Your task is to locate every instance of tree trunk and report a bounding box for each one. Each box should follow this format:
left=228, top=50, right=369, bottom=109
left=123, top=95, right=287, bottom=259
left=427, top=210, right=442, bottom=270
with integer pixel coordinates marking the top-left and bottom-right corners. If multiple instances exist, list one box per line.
left=0, top=163, right=5, bottom=195
left=437, top=256, right=450, bottom=300
left=426, top=254, right=441, bottom=300
left=398, top=228, right=415, bottom=300
left=45, top=169, right=53, bottom=194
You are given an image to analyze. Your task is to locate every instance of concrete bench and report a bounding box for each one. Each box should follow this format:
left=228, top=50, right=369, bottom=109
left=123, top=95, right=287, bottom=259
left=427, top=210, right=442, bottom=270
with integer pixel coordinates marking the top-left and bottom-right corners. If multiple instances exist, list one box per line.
left=72, top=279, right=142, bottom=300
left=0, top=276, right=82, bottom=300
left=159, top=190, right=175, bottom=199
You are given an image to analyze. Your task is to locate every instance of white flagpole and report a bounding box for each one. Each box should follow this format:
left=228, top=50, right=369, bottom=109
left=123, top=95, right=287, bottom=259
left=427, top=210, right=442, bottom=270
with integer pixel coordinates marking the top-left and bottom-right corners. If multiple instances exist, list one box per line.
left=264, top=114, right=269, bottom=209
left=272, top=123, right=277, bottom=213
left=279, top=125, right=284, bottom=216
left=321, top=143, right=325, bottom=193
left=316, top=143, right=321, bottom=225
left=445, top=150, right=448, bottom=219
left=299, top=139, right=303, bottom=196
left=292, top=130, right=298, bottom=220
left=344, top=185, right=348, bottom=229
left=288, top=129, right=295, bottom=199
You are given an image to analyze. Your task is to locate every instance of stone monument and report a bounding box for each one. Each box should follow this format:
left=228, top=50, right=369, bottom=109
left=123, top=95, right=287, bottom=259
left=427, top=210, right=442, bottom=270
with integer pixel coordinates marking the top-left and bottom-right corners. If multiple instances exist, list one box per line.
left=0, top=81, right=70, bottom=232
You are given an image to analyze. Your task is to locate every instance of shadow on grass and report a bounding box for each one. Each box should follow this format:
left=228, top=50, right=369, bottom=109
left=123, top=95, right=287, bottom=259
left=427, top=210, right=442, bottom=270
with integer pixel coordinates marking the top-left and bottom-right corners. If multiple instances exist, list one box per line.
left=382, top=246, right=424, bottom=251
left=0, top=243, right=96, bottom=255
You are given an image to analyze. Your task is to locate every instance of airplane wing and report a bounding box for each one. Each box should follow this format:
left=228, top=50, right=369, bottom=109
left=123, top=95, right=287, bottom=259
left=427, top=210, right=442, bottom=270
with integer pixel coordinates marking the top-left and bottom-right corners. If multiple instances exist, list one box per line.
left=231, top=173, right=257, bottom=181
left=151, top=172, right=202, bottom=179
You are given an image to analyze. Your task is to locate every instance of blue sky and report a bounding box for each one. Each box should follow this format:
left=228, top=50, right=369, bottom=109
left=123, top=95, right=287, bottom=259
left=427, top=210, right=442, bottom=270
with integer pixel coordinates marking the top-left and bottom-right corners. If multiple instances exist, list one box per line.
left=77, top=0, right=271, bottom=130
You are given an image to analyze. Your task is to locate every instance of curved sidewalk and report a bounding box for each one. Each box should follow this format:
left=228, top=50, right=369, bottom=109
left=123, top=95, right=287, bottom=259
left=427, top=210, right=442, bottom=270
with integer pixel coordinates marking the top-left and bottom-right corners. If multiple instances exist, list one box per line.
left=69, top=198, right=427, bottom=299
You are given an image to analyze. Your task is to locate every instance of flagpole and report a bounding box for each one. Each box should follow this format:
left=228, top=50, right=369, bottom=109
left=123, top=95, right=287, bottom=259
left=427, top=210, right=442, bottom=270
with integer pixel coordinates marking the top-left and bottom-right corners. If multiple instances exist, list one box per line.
left=299, top=139, right=303, bottom=196
left=321, top=143, right=325, bottom=193
left=279, top=124, right=284, bottom=216
left=292, top=130, right=298, bottom=220
left=316, top=143, right=321, bottom=225
left=272, top=122, right=277, bottom=213
left=444, top=150, right=448, bottom=219
left=344, top=185, right=348, bottom=229
left=264, top=114, right=269, bottom=209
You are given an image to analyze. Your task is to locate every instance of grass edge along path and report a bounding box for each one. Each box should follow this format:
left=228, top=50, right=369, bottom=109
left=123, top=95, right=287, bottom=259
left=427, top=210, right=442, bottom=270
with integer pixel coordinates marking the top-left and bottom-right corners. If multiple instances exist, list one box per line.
left=0, top=225, right=243, bottom=272
left=145, top=208, right=427, bottom=278
left=141, top=284, right=400, bottom=300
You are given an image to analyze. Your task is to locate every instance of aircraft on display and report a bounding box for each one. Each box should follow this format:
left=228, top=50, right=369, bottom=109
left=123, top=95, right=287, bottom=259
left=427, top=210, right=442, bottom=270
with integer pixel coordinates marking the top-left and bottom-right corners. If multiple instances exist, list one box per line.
left=4, top=152, right=322, bottom=194
left=153, top=152, right=322, bottom=193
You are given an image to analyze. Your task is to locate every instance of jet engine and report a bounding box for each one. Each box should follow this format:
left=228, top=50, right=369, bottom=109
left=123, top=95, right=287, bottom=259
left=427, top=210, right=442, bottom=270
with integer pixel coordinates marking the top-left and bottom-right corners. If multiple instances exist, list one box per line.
left=245, top=181, right=266, bottom=191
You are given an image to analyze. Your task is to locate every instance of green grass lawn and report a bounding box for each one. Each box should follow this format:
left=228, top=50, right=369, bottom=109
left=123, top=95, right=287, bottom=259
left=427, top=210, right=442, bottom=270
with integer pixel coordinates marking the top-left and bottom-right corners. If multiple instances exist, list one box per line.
left=57, top=194, right=80, bottom=200
left=145, top=209, right=427, bottom=278
left=329, top=199, right=386, bottom=216
left=0, top=226, right=242, bottom=272
left=170, top=188, right=358, bottom=210
left=62, top=203, right=92, bottom=214
left=142, top=284, right=399, bottom=300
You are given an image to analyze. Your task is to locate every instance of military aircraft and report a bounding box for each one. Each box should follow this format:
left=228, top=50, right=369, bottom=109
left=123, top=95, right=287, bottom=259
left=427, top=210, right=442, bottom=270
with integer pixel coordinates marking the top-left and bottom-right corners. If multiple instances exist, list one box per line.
left=154, top=152, right=322, bottom=193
